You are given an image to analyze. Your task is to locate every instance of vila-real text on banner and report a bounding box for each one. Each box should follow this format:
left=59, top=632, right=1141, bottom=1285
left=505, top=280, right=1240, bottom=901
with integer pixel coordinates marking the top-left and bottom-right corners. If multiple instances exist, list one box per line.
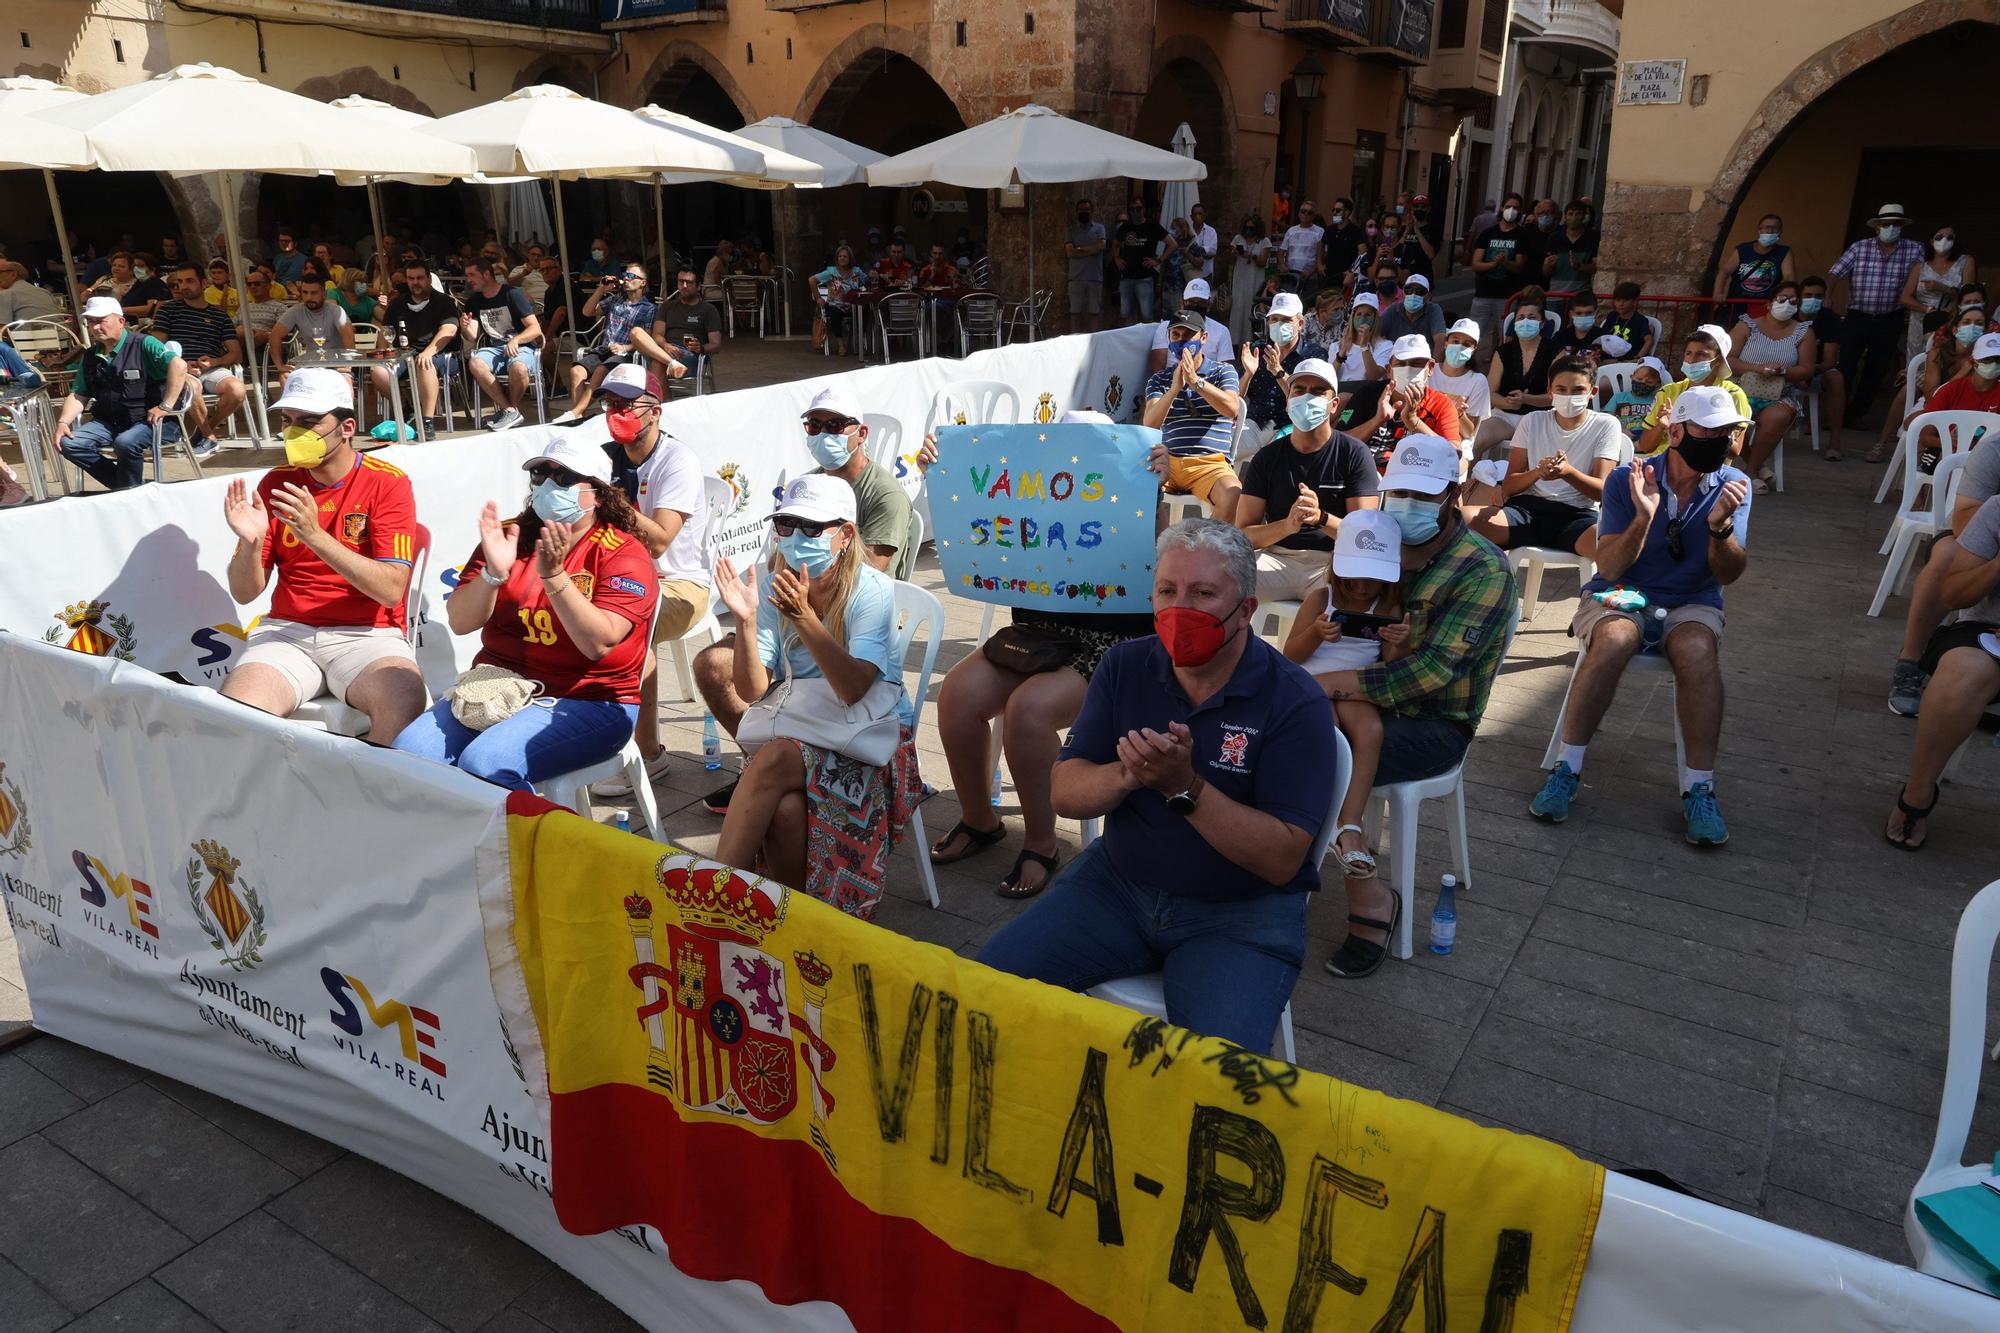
left=482, top=798, right=1602, bottom=1332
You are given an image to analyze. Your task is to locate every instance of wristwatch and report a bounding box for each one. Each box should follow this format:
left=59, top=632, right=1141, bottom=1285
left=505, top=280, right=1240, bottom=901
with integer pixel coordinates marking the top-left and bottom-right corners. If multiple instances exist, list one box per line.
left=1165, top=778, right=1205, bottom=817
left=1708, top=523, right=1732, bottom=540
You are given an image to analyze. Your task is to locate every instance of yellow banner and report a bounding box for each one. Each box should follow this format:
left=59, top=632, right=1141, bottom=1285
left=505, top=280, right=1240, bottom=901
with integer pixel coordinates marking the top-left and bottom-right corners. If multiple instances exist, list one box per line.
left=499, top=801, right=1601, bottom=1331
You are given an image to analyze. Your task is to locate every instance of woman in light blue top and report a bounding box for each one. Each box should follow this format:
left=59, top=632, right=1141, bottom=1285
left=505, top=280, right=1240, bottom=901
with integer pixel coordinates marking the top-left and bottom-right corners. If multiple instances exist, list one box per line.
left=714, top=474, right=920, bottom=919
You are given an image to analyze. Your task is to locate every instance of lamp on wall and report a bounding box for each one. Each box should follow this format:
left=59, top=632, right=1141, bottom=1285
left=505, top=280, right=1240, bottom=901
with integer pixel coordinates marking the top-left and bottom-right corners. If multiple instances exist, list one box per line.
left=1291, top=54, right=1326, bottom=199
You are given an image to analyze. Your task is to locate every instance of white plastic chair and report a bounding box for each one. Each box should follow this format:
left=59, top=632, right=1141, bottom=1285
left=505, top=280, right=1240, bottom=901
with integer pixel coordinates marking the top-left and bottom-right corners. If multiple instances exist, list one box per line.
left=1541, top=635, right=1688, bottom=793
left=1251, top=599, right=1304, bottom=650
left=1512, top=547, right=1596, bottom=621
left=659, top=476, right=735, bottom=701
left=925, top=380, right=1021, bottom=436
left=1904, top=877, right=2000, bottom=1290
left=1085, top=731, right=1352, bottom=1063
left=537, top=593, right=667, bottom=840
left=1367, top=609, right=1517, bottom=960
left=1867, top=411, right=1997, bottom=617
left=1874, top=353, right=1933, bottom=505
left=863, top=413, right=905, bottom=489
left=293, top=524, right=432, bottom=735
left=1595, top=361, right=1638, bottom=408
left=888, top=582, right=947, bottom=909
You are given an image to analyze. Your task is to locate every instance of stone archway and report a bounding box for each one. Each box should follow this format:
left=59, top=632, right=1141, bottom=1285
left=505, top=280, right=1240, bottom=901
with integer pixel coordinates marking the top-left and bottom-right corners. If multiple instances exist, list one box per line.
left=1601, top=0, right=2000, bottom=293
left=794, top=26, right=965, bottom=131
left=290, top=68, right=439, bottom=116
left=512, top=55, right=593, bottom=95
left=634, top=42, right=756, bottom=122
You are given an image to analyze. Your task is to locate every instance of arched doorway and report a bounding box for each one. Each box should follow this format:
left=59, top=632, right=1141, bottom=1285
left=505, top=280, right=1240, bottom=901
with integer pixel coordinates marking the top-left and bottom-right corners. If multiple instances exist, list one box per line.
left=0, top=169, right=182, bottom=278
left=1132, top=56, right=1234, bottom=236
left=646, top=59, right=769, bottom=281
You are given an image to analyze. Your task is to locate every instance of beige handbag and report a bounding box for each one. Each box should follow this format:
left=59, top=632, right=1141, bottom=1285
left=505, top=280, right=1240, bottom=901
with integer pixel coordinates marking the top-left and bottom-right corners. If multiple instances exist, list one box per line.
left=447, top=663, right=544, bottom=731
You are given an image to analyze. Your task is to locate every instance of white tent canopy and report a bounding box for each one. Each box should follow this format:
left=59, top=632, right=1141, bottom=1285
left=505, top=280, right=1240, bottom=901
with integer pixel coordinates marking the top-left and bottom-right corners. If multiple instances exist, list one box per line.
left=737, top=116, right=886, bottom=190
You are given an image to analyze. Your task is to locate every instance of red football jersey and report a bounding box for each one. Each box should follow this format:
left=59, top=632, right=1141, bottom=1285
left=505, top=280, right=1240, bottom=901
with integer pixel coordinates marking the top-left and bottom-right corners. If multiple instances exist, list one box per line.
left=259, top=455, right=418, bottom=630
left=461, top=522, right=658, bottom=703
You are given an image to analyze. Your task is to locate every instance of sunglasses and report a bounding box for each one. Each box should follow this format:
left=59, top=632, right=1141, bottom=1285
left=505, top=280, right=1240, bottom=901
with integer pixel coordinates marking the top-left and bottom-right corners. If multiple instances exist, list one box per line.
left=772, top=515, right=836, bottom=537
left=802, top=416, right=854, bottom=434
left=527, top=464, right=589, bottom=487
left=621, top=273, right=646, bottom=282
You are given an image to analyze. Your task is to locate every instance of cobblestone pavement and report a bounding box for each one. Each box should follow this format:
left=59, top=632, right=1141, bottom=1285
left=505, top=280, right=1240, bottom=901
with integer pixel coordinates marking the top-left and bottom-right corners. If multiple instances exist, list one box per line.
left=3, top=334, right=1998, bottom=1327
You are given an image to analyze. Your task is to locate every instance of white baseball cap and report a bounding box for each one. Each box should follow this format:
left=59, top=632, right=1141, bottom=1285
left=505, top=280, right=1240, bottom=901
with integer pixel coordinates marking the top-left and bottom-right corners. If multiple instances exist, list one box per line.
left=1390, top=334, right=1432, bottom=364
left=1403, top=273, right=1430, bottom=292
left=1183, top=277, right=1212, bottom=302
left=1445, top=318, right=1480, bottom=342
left=81, top=295, right=122, bottom=319
left=1332, top=509, right=1403, bottom=583
left=1289, top=357, right=1338, bottom=391
left=1058, top=409, right=1113, bottom=424
left=1268, top=292, right=1303, bottom=319
left=522, top=432, right=615, bottom=486
left=1695, top=322, right=1733, bottom=371
left=271, top=366, right=353, bottom=415
left=1974, top=332, right=2000, bottom=361
left=600, top=363, right=653, bottom=400
left=1669, top=384, right=1751, bottom=429
left=805, top=386, right=862, bottom=425
left=1636, top=356, right=1668, bottom=380
left=1351, top=292, right=1382, bottom=313
left=1598, top=333, right=1633, bottom=359
left=771, top=473, right=856, bottom=527
left=1380, top=436, right=1460, bottom=496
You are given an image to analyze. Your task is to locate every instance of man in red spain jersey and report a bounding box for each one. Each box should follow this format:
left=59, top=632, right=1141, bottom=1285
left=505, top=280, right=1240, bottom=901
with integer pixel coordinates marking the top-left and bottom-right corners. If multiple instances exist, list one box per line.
left=220, top=367, right=427, bottom=740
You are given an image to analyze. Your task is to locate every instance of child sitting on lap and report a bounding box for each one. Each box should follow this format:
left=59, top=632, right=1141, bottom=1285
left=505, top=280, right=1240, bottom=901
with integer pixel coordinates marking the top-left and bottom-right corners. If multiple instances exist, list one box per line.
left=1282, top=508, right=1410, bottom=877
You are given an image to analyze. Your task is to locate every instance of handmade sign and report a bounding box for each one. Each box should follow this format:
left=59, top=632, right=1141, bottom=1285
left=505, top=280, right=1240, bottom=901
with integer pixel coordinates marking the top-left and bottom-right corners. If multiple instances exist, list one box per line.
left=482, top=797, right=1605, bottom=1333
left=927, top=423, right=1160, bottom=614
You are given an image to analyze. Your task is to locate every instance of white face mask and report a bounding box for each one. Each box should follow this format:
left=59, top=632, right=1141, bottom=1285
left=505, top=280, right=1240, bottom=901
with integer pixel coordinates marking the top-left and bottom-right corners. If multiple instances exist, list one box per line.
left=1501, top=206, right=1520, bottom=223
left=1934, top=236, right=1956, bottom=254
left=1390, top=365, right=1425, bottom=388
left=1769, top=299, right=1798, bottom=320
left=1551, top=392, right=1592, bottom=418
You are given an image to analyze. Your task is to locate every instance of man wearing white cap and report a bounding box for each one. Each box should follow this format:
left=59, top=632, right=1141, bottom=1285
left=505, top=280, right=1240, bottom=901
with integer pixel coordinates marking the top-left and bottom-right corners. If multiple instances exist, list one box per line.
left=1236, top=291, right=1327, bottom=456
left=218, top=367, right=426, bottom=740
left=1146, top=276, right=1234, bottom=375
left=1348, top=335, right=1461, bottom=461
left=587, top=363, right=712, bottom=796
left=1828, top=204, right=1925, bottom=429
left=54, top=295, right=190, bottom=492
left=1431, top=318, right=1491, bottom=442
left=1531, top=385, right=1751, bottom=847
left=1378, top=272, right=1445, bottom=348
left=1235, top=356, right=1378, bottom=602
left=1315, top=435, right=1514, bottom=979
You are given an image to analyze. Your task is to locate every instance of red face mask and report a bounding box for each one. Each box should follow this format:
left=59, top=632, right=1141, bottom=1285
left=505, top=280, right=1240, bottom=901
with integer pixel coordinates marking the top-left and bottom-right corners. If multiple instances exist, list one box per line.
left=606, top=407, right=647, bottom=444
left=1154, top=601, right=1242, bottom=668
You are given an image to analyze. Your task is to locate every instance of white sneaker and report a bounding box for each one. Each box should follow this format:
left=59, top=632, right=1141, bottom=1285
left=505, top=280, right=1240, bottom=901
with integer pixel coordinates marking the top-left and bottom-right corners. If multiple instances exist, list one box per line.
left=490, top=407, right=525, bottom=431
left=551, top=409, right=578, bottom=424
left=589, top=745, right=672, bottom=798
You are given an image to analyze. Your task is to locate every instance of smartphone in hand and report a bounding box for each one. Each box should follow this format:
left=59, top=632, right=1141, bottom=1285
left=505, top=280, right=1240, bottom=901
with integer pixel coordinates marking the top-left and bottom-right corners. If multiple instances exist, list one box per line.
left=1315, top=483, right=1345, bottom=517
left=1330, top=610, right=1399, bottom=638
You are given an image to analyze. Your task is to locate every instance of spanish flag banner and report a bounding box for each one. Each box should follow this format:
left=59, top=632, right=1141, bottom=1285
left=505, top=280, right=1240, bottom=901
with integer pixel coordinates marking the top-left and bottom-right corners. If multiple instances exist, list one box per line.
left=482, top=795, right=1603, bottom=1331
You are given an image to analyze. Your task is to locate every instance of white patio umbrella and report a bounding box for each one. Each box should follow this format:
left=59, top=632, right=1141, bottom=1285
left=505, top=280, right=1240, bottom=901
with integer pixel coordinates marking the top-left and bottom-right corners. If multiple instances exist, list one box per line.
left=35, top=64, right=479, bottom=418
left=431, top=86, right=768, bottom=361
left=0, top=78, right=91, bottom=331
left=629, top=105, right=819, bottom=287
left=1160, top=122, right=1201, bottom=236
left=737, top=117, right=884, bottom=189
left=866, top=103, right=1206, bottom=300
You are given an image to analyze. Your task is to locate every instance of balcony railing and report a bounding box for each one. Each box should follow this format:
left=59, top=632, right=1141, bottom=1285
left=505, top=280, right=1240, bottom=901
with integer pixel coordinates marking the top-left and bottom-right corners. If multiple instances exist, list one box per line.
left=1516, top=0, right=1620, bottom=61
left=601, top=0, right=725, bottom=22
left=1355, top=0, right=1435, bottom=64
left=1281, top=0, right=1371, bottom=47
left=343, top=0, right=602, bottom=32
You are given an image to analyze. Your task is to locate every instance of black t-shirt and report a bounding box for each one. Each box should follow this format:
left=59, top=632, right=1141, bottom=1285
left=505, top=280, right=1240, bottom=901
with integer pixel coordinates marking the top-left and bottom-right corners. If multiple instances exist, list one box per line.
left=1808, top=311, right=1841, bottom=357
left=1391, top=234, right=1433, bottom=280
left=1496, top=337, right=1560, bottom=397
left=1472, top=223, right=1527, bottom=298
left=384, top=292, right=459, bottom=352
left=120, top=276, right=170, bottom=310
left=1240, top=430, right=1379, bottom=551
left=654, top=298, right=722, bottom=350
left=463, top=285, right=539, bottom=348
left=1599, top=310, right=1651, bottom=357
left=1322, top=224, right=1367, bottom=278
left=1115, top=221, right=1167, bottom=276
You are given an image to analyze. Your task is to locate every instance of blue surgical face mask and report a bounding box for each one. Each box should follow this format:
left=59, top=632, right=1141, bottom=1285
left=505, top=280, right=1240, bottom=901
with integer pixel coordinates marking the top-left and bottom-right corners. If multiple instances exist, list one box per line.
left=531, top=478, right=586, bottom=525
left=355, top=281, right=369, bottom=295
left=778, top=530, right=837, bottom=576
left=1403, top=293, right=1424, bottom=314
left=1444, top=344, right=1474, bottom=368
left=1286, top=393, right=1329, bottom=433
left=1267, top=319, right=1296, bottom=343
left=1758, top=231, right=1782, bottom=247
left=1514, top=318, right=1542, bottom=340
left=1955, top=324, right=1982, bottom=347
left=1572, top=313, right=1597, bottom=332
left=1681, top=359, right=1713, bottom=381
left=1382, top=494, right=1442, bottom=545
left=1878, top=226, right=1902, bottom=244
left=805, top=430, right=853, bottom=470
left=1800, top=297, right=1823, bottom=316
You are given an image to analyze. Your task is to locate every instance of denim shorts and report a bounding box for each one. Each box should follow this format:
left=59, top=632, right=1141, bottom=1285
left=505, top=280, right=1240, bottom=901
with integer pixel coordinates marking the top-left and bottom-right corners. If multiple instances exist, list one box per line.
left=1376, top=714, right=1473, bottom=785
left=472, top=344, right=537, bottom=377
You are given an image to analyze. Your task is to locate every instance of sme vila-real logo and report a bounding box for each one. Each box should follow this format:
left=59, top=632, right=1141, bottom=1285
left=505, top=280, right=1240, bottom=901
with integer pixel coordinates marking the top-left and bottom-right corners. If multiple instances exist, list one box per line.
left=323, top=968, right=446, bottom=1098
left=184, top=839, right=267, bottom=970
left=74, top=850, right=160, bottom=958
left=46, top=601, right=138, bottom=661
left=0, top=761, right=30, bottom=859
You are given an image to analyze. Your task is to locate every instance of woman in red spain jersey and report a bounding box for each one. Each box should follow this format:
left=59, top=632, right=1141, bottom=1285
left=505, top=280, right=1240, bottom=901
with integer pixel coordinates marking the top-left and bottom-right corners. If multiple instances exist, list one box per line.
left=392, top=436, right=659, bottom=791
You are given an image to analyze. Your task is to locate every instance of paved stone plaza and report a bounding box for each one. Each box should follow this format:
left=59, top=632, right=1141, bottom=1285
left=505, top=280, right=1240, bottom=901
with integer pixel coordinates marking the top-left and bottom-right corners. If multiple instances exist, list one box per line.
left=3, top=333, right=1998, bottom=1328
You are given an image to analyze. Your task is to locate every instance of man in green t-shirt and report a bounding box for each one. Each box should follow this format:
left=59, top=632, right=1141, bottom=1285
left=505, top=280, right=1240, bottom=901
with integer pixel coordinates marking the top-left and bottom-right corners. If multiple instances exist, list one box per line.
left=795, top=385, right=916, bottom=579
left=55, top=295, right=190, bottom=491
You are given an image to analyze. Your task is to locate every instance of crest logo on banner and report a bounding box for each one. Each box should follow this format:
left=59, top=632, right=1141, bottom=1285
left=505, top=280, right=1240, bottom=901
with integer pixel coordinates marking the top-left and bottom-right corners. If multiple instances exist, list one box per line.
left=0, top=761, right=30, bottom=859
left=45, top=601, right=137, bottom=661
left=1103, top=374, right=1123, bottom=417
left=185, top=840, right=268, bottom=970
left=716, top=462, right=753, bottom=517
left=1034, top=392, right=1057, bottom=424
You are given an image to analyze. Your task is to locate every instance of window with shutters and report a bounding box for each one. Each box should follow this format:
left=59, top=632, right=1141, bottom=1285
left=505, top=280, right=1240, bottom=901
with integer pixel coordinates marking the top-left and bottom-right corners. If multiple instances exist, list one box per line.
left=1439, top=0, right=1467, bottom=47
left=1479, top=0, right=1506, bottom=53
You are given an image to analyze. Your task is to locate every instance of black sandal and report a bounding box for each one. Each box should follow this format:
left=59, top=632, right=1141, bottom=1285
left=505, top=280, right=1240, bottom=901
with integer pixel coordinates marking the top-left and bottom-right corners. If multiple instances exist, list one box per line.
left=998, top=849, right=1060, bottom=899
left=1885, top=785, right=1939, bottom=851
left=1323, top=895, right=1403, bottom=980
left=929, top=818, right=1006, bottom=865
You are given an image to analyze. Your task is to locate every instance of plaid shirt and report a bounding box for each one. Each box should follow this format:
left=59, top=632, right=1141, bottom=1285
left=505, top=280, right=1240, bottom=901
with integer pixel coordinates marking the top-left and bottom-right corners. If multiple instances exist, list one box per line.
left=1356, top=527, right=1514, bottom=728
left=1829, top=237, right=1925, bottom=315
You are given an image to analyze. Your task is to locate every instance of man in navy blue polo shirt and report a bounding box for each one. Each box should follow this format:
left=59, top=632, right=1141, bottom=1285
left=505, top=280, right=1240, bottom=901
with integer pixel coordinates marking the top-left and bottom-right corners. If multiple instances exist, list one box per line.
left=976, top=519, right=1338, bottom=1054
left=1529, top=385, right=1752, bottom=846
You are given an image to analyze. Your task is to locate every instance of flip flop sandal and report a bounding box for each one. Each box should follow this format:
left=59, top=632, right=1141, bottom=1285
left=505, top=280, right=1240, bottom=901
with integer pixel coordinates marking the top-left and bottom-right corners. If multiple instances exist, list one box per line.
left=929, top=818, right=1006, bottom=865
left=1333, top=823, right=1376, bottom=878
left=1885, top=785, right=1938, bottom=851
left=998, top=849, right=1060, bottom=899
left=1323, top=894, right=1403, bottom=980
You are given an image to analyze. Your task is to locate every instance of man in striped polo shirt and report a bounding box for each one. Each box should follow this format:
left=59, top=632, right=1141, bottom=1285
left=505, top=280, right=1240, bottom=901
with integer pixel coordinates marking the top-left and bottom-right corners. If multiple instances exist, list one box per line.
left=1142, top=308, right=1245, bottom=521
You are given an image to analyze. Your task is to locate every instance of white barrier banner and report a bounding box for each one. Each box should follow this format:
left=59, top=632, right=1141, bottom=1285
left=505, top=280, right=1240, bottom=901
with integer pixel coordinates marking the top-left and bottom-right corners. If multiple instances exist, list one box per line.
left=0, top=328, right=1153, bottom=682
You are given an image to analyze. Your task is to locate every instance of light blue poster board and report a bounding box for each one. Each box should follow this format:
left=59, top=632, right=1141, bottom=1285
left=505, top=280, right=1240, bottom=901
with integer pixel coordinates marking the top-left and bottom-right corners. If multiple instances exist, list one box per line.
left=928, top=423, right=1161, bottom=614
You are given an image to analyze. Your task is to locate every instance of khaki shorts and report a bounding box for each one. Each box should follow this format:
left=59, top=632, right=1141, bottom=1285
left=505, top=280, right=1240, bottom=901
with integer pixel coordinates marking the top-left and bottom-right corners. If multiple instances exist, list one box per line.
left=238, top=620, right=416, bottom=711
left=1164, top=451, right=1240, bottom=503
left=1254, top=546, right=1330, bottom=602
left=1572, top=597, right=1725, bottom=648
left=651, top=579, right=710, bottom=643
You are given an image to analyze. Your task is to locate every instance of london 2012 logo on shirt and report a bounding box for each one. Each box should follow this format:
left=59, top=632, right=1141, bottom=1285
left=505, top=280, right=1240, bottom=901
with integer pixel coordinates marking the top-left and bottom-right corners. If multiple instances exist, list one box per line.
left=1217, top=726, right=1251, bottom=771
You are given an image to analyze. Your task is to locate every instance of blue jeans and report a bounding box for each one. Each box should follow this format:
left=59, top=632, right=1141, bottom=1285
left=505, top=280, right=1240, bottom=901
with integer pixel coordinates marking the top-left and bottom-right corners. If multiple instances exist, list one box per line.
left=1376, top=716, right=1472, bottom=785
left=471, top=345, right=538, bottom=379
left=392, top=696, right=638, bottom=793
left=976, top=840, right=1306, bottom=1053
left=1118, top=276, right=1156, bottom=323
left=61, top=417, right=179, bottom=491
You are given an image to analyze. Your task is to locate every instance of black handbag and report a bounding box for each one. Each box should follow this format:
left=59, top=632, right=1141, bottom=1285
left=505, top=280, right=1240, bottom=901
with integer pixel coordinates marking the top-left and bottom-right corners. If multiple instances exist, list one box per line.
left=981, top=623, right=1083, bottom=676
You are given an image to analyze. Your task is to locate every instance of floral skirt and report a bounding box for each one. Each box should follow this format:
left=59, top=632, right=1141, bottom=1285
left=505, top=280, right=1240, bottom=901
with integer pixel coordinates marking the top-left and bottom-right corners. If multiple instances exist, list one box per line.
left=796, top=726, right=924, bottom=922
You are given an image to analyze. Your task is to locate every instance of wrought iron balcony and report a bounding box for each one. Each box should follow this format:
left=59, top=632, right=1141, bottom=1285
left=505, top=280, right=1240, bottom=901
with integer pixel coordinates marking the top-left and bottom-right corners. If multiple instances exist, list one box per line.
left=339, top=0, right=603, bottom=32
left=601, top=0, right=726, bottom=24
left=1281, top=0, right=1371, bottom=47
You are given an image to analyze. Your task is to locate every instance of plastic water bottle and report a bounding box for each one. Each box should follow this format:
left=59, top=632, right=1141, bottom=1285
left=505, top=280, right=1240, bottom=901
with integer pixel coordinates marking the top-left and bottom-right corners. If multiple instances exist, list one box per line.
left=1640, top=605, right=1668, bottom=653
left=990, top=761, right=1004, bottom=807
left=701, top=711, right=722, bottom=771
left=613, top=810, right=631, bottom=834
left=1428, top=874, right=1458, bottom=955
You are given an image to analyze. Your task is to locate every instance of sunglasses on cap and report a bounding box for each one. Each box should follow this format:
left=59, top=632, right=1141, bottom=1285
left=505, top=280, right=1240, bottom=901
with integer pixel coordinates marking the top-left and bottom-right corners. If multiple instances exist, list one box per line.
left=527, top=463, right=590, bottom=487
left=771, top=515, right=837, bottom=537
left=802, top=414, right=855, bottom=433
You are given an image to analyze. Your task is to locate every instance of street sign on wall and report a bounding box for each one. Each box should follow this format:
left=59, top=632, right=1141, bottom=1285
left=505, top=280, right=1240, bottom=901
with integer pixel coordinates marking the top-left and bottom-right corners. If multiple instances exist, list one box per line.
left=1618, top=59, right=1687, bottom=106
